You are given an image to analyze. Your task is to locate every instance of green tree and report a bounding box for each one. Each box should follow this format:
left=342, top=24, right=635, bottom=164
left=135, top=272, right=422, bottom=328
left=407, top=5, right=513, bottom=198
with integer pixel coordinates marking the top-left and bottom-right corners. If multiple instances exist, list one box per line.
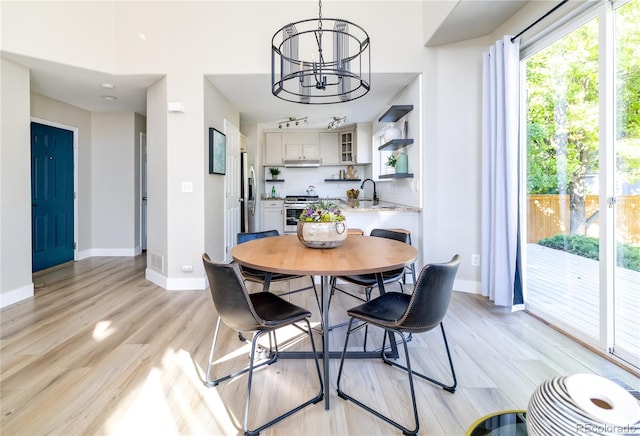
left=526, top=0, right=640, bottom=235
left=526, top=19, right=600, bottom=234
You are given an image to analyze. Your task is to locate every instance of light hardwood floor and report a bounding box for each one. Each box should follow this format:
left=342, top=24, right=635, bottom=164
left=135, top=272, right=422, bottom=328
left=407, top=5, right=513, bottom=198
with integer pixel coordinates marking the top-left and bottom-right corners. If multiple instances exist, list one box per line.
left=1, top=255, right=638, bottom=435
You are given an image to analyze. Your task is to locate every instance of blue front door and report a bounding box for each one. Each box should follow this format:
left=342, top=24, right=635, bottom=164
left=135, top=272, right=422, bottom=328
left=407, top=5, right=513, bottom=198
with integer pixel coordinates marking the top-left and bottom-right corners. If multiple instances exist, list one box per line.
left=31, top=122, right=74, bottom=272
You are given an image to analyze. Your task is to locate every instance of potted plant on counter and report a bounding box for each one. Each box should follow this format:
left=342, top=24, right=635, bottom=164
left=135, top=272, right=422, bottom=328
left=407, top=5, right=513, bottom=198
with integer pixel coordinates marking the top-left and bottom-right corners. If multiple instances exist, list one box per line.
left=269, top=167, right=281, bottom=180
left=297, top=200, right=347, bottom=249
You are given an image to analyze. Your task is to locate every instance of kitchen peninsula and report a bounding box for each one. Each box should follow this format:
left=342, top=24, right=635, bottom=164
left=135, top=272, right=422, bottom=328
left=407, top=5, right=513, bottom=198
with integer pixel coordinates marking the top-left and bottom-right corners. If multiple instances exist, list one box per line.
left=339, top=199, right=420, bottom=255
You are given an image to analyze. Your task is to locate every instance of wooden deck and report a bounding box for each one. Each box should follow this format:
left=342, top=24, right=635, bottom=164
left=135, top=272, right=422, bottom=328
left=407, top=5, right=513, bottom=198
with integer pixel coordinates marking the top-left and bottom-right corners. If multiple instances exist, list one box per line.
left=526, top=243, right=640, bottom=362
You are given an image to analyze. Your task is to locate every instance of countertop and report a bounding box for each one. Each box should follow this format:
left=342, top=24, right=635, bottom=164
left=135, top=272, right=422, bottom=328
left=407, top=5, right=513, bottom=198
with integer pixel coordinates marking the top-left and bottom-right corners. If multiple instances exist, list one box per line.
left=337, top=198, right=421, bottom=212
left=258, top=196, right=420, bottom=212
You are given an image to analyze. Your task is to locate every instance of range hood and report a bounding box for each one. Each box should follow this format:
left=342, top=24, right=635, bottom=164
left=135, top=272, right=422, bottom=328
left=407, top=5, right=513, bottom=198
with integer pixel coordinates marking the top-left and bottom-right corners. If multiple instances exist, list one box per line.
left=283, top=159, right=321, bottom=168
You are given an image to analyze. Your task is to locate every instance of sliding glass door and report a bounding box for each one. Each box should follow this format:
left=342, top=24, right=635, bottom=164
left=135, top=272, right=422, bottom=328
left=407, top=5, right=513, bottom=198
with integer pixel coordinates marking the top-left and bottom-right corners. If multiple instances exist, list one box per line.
left=524, top=16, right=601, bottom=342
left=523, top=0, right=639, bottom=368
left=613, top=0, right=640, bottom=367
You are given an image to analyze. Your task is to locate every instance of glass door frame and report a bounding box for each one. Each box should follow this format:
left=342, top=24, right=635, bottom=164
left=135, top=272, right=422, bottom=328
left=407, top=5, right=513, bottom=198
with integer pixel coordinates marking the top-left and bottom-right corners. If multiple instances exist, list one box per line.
left=519, top=0, right=638, bottom=370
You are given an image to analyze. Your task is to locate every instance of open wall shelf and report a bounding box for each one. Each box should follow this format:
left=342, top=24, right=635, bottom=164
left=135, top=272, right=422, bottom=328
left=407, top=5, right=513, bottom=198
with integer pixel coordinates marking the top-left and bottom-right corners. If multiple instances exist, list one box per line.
left=324, top=179, right=361, bottom=182
left=378, top=138, right=414, bottom=151
left=379, top=173, right=414, bottom=179
left=378, top=105, right=414, bottom=122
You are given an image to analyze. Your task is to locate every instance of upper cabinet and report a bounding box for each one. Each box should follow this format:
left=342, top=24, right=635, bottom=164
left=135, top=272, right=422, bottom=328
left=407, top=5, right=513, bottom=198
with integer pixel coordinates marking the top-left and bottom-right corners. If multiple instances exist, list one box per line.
left=354, top=123, right=372, bottom=164
left=284, top=143, right=319, bottom=160
left=264, top=132, right=283, bottom=166
left=340, top=131, right=354, bottom=164
left=264, top=126, right=371, bottom=166
left=320, top=132, right=340, bottom=165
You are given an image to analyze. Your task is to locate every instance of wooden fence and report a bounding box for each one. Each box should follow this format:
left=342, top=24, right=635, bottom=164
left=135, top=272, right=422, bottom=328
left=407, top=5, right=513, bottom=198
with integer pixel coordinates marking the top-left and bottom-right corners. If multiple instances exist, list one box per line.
left=527, top=195, right=640, bottom=245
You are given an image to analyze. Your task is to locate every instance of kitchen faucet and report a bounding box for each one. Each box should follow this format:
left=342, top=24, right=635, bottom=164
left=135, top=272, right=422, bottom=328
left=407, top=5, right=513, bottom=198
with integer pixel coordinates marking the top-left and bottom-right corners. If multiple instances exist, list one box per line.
left=360, top=178, right=378, bottom=205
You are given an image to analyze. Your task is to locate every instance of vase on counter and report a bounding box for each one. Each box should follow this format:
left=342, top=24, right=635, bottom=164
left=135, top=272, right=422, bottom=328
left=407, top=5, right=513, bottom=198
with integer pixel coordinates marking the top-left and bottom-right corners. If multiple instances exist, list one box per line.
left=297, top=221, right=348, bottom=249
left=395, top=152, right=408, bottom=174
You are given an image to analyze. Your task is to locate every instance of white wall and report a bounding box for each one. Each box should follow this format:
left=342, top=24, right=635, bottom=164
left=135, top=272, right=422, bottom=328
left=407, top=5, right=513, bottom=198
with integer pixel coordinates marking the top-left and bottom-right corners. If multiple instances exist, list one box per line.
left=145, top=77, right=169, bottom=284
left=203, top=78, right=240, bottom=264
left=91, top=112, right=138, bottom=255
left=1, top=0, right=584, bottom=298
left=424, top=37, right=490, bottom=292
left=0, top=58, right=33, bottom=306
left=133, top=113, right=146, bottom=252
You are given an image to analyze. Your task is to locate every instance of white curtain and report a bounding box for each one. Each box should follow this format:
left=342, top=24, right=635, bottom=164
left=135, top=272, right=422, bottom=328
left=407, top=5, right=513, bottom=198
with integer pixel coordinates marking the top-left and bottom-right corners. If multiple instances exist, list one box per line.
left=481, top=36, right=521, bottom=308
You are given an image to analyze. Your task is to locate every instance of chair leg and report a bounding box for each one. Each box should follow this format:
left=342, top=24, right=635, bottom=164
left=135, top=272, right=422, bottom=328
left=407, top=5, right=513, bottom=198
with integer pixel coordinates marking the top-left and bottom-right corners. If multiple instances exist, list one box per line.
left=244, top=320, right=324, bottom=436
left=205, top=318, right=276, bottom=388
left=337, top=321, right=420, bottom=435
left=380, top=322, right=457, bottom=393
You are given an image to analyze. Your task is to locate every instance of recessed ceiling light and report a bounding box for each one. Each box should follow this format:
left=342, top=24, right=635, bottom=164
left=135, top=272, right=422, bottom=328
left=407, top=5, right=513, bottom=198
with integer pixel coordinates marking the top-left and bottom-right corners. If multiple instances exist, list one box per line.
left=102, top=95, right=118, bottom=101
left=101, top=82, right=115, bottom=89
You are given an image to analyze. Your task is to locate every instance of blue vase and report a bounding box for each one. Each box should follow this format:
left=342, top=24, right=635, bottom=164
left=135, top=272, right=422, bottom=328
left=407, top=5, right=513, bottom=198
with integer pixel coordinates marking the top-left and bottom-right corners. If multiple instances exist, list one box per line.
left=395, top=152, right=408, bottom=174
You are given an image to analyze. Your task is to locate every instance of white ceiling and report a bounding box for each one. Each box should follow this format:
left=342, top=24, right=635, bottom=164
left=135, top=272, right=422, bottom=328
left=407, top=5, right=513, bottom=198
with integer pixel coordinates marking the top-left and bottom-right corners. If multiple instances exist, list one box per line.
left=426, top=0, right=530, bottom=47
left=3, top=1, right=531, bottom=130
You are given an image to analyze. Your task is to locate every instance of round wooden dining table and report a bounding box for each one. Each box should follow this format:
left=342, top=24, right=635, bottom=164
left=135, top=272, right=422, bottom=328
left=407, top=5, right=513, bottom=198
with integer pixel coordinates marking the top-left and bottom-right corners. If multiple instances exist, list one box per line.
left=231, top=234, right=418, bottom=410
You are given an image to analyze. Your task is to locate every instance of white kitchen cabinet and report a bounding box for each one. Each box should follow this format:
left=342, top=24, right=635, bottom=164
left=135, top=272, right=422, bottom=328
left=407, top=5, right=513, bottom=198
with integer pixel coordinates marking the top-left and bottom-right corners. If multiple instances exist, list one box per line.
left=320, top=132, right=340, bottom=165
left=340, top=130, right=355, bottom=163
left=355, top=122, right=372, bottom=164
left=264, top=133, right=283, bottom=166
left=284, top=143, right=319, bottom=160
left=261, top=199, right=284, bottom=233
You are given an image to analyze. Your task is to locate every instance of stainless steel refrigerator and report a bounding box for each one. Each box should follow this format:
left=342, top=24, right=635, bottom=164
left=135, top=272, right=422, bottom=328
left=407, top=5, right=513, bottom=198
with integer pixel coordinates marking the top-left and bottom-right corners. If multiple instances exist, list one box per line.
left=240, top=152, right=256, bottom=233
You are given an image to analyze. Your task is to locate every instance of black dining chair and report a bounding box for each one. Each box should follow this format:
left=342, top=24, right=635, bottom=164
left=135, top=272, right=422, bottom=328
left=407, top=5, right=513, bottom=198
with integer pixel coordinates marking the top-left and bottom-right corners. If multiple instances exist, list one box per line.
left=330, top=228, right=408, bottom=303
left=202, top=254, right=324, bottom=436
left=329, top=228, right=410, bottom=341
left=336, top=255, right=460, bottom=436
left=237, top=230, right=320, bottom=306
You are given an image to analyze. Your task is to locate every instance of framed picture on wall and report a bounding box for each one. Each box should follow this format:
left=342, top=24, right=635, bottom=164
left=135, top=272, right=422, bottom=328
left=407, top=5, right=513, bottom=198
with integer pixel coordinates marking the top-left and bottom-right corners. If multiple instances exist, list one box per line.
left=209, top=127, right=226, bottom=175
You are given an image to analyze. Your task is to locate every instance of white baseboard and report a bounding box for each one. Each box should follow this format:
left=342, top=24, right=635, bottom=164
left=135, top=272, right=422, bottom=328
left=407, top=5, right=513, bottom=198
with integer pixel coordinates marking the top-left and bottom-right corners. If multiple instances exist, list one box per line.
left=145, top=268, right=206, bottom=291
left=146, top=268, right=167, bottom=288
left=453, top=279, right=481, bottom=294
left=166, top=277, right=207, bottom=291
left=77, top=248, right=138, bottom=259
left=0, top=282, right=34, bottom=308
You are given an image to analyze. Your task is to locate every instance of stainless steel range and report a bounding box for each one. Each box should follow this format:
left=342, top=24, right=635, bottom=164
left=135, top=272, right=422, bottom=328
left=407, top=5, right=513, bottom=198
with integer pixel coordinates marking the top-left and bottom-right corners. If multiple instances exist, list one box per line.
left=284, top=195, right=319, bottom=233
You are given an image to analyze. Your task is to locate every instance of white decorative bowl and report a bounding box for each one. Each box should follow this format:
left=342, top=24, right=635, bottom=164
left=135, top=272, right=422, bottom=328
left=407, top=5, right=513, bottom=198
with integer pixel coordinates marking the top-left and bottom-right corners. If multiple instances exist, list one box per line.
left=297, top=221, right=348, bottom=249
left=527, top=375, right=640, bottom=435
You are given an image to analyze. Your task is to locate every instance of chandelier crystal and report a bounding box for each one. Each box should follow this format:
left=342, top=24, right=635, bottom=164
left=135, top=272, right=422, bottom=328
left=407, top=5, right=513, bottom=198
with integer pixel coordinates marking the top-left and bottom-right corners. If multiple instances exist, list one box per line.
left=271, top=0, right=371, bottom=104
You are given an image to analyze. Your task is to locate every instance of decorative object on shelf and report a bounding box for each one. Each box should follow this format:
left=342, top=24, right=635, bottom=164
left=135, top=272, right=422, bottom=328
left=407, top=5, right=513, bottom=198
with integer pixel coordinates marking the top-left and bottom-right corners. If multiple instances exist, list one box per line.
left=344, top=165, right=358, bottom=179
left=386, top=154, right=397, bottom=169
left=328, top=116, right=347, bottom=130
left=395, top=152, right=408, bottom=174
left=527, top=374, right=640, bottom=436
left=271, top=0, right=371, bottom=104
left=383, top=123, right=403, bottom=142
left=297, top=200, right=347, bottom=248
left=269, top=167, right=281, bottom=180
left=278, top=116, right=308, bottom=129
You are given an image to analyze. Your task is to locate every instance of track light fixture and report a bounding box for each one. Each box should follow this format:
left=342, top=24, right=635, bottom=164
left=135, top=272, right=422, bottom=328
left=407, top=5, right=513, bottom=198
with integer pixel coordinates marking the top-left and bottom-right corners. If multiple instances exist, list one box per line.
left=327, top=116, right=346, bottom=130
left=271, top=0, right=371, bottom=104
left=278, top=116, right=308, bottom=129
